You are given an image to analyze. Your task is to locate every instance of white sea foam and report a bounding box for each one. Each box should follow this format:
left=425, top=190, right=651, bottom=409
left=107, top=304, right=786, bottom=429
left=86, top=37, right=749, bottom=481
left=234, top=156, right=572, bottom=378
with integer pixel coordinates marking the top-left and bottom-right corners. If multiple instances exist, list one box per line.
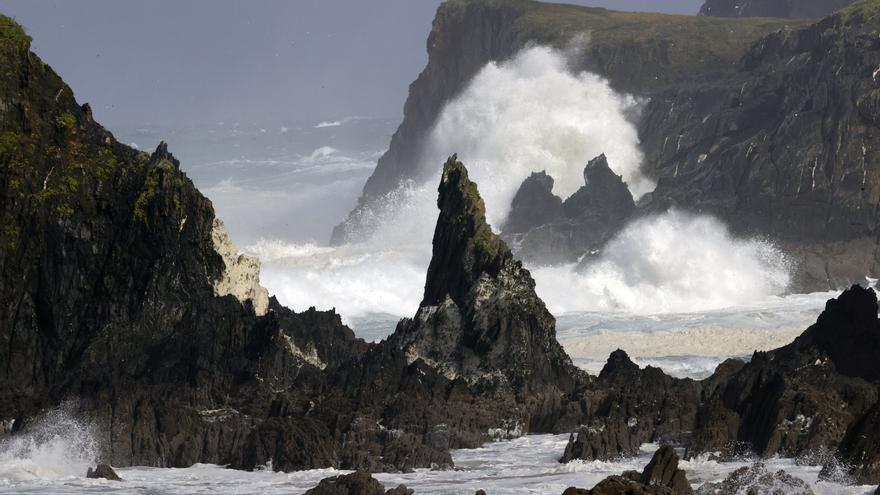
left=314, top=120, right=342, bottom=128
left=254, top=45, right=800, bottom=356
left=0, top=407, right=97, bottom=482
left=423, top=44, right=651, bottom=228
left=0, top=434, right=870, bottom=493
left=532, top=210, right=793, bottom=314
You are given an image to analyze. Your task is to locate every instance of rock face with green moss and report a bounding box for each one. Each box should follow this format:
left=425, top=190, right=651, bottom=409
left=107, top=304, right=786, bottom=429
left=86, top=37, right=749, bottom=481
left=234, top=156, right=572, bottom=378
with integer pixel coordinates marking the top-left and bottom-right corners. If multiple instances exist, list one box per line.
left=0, top=14, right=370, bottom=468
left=392, top=155, right=583, bottom=398
left=700, top=0, right=857, bottom=19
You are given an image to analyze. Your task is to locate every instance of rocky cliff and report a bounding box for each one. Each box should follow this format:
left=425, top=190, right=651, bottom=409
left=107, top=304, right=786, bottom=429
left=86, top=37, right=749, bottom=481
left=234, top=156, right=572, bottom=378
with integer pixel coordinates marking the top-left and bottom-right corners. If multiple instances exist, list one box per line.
left=331, top=0, right=795, bottom=244
left=335, top=0, right=880, bottom=292
left=700, top=0, right=857, bottom=19
left=0, top=19, right=591, bottom=470
left=0, top=15, right=368, bottom=467
left=4, top=11, right=880, bottom=485
left=639, top=0, right=880, bottom=290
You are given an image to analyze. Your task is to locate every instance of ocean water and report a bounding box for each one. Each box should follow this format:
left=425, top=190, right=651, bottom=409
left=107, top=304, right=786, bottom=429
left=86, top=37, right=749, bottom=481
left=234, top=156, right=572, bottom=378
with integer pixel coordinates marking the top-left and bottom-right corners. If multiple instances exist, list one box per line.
left=1, top=430, right=875, bottom=494
left=7, top=46, right=870, bottom=493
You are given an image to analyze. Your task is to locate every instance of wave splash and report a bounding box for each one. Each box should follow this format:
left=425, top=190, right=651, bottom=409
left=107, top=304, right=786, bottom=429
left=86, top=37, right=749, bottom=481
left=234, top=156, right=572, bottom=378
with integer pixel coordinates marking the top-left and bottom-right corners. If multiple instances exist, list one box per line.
left=252, top=44, right=793, bottom=337
left=0, top=407, right=97, bottom=482
left=532, top=210, right=793, bottom=314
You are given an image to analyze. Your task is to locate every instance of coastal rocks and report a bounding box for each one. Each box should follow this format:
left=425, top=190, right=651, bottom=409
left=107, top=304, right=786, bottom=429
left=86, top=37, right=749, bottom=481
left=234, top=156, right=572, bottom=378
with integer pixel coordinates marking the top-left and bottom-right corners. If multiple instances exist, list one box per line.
left=695, top=463, right=813, bottom=495
left=86, top=464, right=121, bottom=481
left=563, top=446, right=694, bottom=494
left=699, top=0, right=856, bottom=19
left=0, top=16, right=366, bottom=470
left=687, top=286, right=880, bottom=482
left=211, top=217, right=269, bottom=316
left=503, top=171, right=562, bottom=234
left=303, top=471, right=413, bottom=495
left=333, top=0, right=792, bottom=244
left=638, top=5, right=880, bottom=292
left=304, top=471, right=386, bottom=495
left=392, top=155, right=582, bottom=398
left=640, top=446, right=693, bottom=495
left=561, top=351, right=700, bottom=462
left=504, top=155, right=636, bottom=264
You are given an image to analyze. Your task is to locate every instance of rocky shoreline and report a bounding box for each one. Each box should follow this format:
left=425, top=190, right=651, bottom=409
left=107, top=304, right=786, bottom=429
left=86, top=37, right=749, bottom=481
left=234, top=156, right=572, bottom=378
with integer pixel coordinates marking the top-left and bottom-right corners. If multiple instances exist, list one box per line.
left=1, top=4, right=880, bottom=494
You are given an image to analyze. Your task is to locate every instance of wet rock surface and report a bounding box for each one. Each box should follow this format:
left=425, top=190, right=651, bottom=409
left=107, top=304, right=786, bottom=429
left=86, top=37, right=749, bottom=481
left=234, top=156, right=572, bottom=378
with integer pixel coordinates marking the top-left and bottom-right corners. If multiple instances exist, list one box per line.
left=695, top=463, right=814, bottom=495
left=4, top=11, right=880, bottom=483
left=503, top=154, right=636, bottom=264
left=86, top=464, right=121, bottom=481
left=563, top=446, right=694, bottom=494
left=303, top=471, right=386, bottom=495
left=561, top=350, right=700, bottom=462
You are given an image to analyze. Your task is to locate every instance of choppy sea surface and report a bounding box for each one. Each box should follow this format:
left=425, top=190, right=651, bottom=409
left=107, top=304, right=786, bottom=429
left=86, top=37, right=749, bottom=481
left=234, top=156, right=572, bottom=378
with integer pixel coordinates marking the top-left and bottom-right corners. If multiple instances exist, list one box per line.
left=1, top=434, right=875, bottom=494
left=0, top=117, right=869, bottom=493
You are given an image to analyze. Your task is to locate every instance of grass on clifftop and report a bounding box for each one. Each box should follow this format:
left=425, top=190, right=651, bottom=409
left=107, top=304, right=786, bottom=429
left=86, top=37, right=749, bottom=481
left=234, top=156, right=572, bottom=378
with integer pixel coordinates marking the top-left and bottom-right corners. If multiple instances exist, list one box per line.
left=0, top=15, right=31, bottom=52
left=445, top=0, right=805, bottom=83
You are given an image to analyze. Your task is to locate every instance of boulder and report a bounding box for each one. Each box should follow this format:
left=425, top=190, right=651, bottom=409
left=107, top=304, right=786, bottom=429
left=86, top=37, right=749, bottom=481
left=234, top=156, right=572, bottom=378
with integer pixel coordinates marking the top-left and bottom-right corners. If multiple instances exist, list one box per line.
left=695, top=463, right=813, bottom=494
left=304, top=471, right=386, bottom=495
left=86, top=464, right=121, bottom=481
left=563, top=446, right=694, bottom=494
left=503, top=170, right=563, bottom=234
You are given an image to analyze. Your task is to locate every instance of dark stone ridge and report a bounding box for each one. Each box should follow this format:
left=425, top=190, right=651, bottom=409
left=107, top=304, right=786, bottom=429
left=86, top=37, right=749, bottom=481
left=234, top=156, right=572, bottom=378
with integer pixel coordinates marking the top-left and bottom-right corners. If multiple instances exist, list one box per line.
left=561, top=350, right=700, bottom=462
left=563, top=446, right=693, bottom=494
left=695, top=463, right=814, bottom=494
left=687, top=286, right=880, bottom=483
left=638, top=3, right=880, bottom=291
left=699, top=0, right=856, bottom=19
left=503, top=154, right=636, bottom=264
left=503, top=170, right=562, bottom=234
left=86, top=464, right=121, bottom=481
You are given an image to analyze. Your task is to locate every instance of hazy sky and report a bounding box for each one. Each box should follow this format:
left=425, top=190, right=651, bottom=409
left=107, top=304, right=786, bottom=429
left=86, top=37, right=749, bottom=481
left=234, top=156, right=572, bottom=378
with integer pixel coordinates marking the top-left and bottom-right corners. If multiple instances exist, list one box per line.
left=2, top=0, right=704, bottom=128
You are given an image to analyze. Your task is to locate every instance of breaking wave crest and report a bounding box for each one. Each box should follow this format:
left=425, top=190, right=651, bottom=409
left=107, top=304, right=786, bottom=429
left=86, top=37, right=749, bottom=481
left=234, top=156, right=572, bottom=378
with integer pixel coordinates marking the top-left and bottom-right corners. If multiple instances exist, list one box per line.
left=253, top=44, right=796, bottom=347
left=532, top=210, right=793, bottom=314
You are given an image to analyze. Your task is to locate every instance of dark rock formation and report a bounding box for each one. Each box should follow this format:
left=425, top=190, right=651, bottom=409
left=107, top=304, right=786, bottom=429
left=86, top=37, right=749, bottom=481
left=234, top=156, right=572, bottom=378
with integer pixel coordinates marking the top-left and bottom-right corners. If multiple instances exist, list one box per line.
left=687, top=285, right=880, bottom=482
left=638, top=3, right=880, bottom=291
left=640, top=446, right=693, bottom=495
left=86, top=464, right=121, bottom=481
left=561, top=351, right=700, bottom=462
left=563, top=446, right=694, bottom=494
left=695, top=463, right=814, bottom=494
left=304, top=471, right=386, bottom=495
left=391, top=155, right=585, bottom=421
left=699, top=0, right=856, bottom=19
left=505, top=154, right=637, bottom=264
left=503, top=171, right=562, bottom=234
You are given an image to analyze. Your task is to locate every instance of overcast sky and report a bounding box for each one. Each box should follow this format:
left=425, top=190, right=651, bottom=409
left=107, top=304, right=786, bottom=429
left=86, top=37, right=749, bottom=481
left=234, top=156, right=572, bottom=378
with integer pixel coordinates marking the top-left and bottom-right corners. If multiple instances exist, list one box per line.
left=2, top=0, right=704, bottom=128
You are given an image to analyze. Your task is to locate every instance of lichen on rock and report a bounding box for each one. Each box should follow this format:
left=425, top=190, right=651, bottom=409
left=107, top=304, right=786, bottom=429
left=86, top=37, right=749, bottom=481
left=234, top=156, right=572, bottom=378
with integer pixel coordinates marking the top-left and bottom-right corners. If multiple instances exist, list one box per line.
left=210, top=218, right=269, bottom=316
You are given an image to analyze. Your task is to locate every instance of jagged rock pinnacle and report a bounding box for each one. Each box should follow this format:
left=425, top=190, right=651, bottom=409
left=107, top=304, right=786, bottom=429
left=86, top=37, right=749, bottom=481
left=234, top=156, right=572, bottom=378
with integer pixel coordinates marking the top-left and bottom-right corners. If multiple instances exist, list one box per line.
left=422, top=154, right=514, bottom=307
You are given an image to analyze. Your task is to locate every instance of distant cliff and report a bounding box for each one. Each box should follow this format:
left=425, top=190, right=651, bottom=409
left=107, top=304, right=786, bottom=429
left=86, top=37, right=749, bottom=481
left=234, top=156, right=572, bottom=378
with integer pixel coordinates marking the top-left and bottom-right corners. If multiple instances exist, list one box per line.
left=700, top=0, right=857, bottom=19
left=331, top=0, right=795, bottom=244
left=336, top=0, right=880, bottom=291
